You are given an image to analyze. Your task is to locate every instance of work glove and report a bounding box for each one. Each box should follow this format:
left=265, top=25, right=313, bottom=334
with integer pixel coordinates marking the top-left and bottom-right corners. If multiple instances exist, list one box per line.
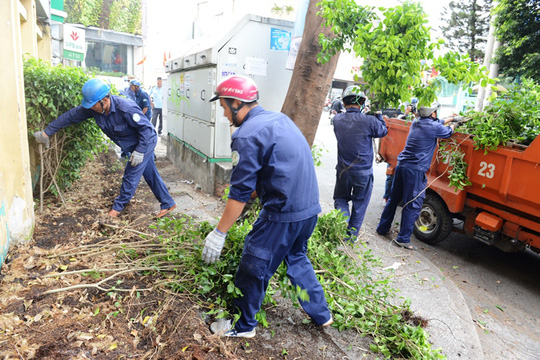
left=202, top=228, right=227, bottom=264
left=453, top=116, right=470, bottom=127
left=130, top=151, right=144, bottom=166
left=33, top=131, right=49, bottom=148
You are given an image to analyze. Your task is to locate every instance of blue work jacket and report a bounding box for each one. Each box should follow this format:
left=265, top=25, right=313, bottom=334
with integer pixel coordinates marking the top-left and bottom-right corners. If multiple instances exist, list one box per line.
left=333, top=107, right=388, bottom=176
left=44, top=95, right=157, bottom=154
left=228, top=106, right=321, bottom=222
left=133, top=88, right=152, bottom=120
left=397, top=116, right=454, bottom=172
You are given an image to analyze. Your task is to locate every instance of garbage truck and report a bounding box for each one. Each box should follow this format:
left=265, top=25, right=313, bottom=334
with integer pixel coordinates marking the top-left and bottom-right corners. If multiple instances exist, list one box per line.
left=379, top=117, right=540, bottom=253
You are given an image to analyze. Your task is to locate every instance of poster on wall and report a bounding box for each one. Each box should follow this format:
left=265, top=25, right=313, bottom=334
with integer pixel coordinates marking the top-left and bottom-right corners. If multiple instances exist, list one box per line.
left=63, top=24, right=86, bottom=61
left=270, top=28, right=291, bottom=52
left=245, top=57, right=267, bottom=77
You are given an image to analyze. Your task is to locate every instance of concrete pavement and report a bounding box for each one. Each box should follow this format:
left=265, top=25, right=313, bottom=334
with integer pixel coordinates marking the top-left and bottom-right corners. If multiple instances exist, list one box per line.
left=360, top=229, right=484, bottom=359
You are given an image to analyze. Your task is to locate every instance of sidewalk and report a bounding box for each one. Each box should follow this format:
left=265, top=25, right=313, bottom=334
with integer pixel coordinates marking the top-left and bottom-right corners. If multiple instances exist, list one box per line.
left=360, top=232, right=484, bottom=359
left=154, top=137, right=484, bottom=360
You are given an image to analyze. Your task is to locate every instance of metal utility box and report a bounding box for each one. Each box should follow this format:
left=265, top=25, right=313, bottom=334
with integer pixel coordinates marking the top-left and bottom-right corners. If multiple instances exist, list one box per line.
left=165, top=14, right=294, bottom=194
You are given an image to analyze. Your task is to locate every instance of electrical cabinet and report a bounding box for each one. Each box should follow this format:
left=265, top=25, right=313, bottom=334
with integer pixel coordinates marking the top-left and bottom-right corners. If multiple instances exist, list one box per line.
left=165, top=14, right=294, bottom=160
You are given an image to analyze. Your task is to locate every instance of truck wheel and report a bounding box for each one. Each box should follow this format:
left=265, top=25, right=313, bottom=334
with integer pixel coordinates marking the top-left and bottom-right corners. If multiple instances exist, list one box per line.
left=413, top=193, right=453, bottom=244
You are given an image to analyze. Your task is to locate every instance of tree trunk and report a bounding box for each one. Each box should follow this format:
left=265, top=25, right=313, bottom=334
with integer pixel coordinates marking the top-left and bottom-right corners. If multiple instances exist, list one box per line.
left=281, top=0, right=340, bottom=147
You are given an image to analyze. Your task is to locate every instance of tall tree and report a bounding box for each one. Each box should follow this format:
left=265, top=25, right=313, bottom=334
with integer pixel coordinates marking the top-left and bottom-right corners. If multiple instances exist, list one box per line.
left=65, top=0, right=142, bottom=35
left=280, top=0, right=344, bottom=146
left=440, top=0, right=492, bottom=61
left=109, top=0, right=142, bottom=34
left=65, top=0, right=104, bottom=28
left=493, top=0, right=540, bottom=82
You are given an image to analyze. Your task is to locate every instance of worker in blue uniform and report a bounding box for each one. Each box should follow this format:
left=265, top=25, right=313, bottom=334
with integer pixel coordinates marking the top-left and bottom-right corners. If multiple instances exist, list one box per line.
left=33, top=78, right=176, bottom=219
left=202, top=75, right=332, bottom=338
left=120, top=75, right=136, bottom=100
left=129, top=79, right=152, bottom=120
left=333, top=86, right=388, bottom=242
left=376, top=102, right=456, bottom=250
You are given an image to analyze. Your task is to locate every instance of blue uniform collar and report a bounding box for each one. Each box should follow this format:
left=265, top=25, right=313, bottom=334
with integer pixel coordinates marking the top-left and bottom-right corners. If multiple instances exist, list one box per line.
left=108, top=96, right=117, bottom=114
left=239, top=105, right=263, bottom=126
left=345, top=107, right=362, bottom=113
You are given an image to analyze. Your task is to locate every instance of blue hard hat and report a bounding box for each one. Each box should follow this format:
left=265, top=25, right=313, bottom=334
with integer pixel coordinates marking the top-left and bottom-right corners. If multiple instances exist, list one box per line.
left=130, top=79, right=141, bottom=86
left=81, top=78, right=111, bottom=108
left=411, top=97, right=419, bottom=104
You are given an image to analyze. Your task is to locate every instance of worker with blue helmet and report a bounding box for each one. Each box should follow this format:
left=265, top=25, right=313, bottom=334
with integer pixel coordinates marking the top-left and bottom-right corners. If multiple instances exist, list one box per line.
left=33, top=78, right=176, bottom=219
left=129, top=79, right=152, bottom=120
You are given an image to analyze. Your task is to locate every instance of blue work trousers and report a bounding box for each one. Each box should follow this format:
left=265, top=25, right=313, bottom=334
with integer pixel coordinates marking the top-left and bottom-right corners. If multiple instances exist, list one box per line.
left=112, top=140, right=175, bottom=212
left=233, top=215, right=331, bottom=332
left=333, top=172, right=374, bottom=237
left=376, top=166, right=426, bottom=243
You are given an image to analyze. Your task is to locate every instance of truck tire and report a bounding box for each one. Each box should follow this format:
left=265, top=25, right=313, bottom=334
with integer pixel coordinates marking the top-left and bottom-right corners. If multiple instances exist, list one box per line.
left=413, top=193, right=453, bottom=244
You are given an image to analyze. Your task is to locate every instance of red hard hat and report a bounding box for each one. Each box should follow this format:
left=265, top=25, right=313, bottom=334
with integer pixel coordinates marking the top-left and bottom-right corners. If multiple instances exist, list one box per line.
left=209, top=75, right=259, bottom=103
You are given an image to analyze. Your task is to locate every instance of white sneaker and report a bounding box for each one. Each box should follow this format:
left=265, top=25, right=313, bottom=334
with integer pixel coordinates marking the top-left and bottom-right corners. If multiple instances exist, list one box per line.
left=210, top=319, right=256, bottom=338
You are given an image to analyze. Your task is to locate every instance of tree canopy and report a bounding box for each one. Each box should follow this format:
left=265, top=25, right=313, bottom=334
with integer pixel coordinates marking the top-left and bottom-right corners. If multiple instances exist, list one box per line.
left=493, top=0, right=540, bottom=82
left=318, top=0, right=488, bottom=109
left=439, top=0, right=492, bottom=61
left=65, top=0, right=142, bottom=35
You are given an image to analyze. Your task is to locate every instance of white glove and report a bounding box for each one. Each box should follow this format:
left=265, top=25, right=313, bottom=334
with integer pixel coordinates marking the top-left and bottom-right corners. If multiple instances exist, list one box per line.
left=130, top=151, right=144, bottom=166
left=202, top=229, right=227, bottom=264
left=33, top=130, right=49, bottom=147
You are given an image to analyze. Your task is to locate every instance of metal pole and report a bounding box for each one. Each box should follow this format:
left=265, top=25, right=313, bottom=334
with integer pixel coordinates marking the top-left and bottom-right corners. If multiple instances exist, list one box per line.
left=39, top=143, right=44, bottom=214
left=476, top=2, right=498, bottom=112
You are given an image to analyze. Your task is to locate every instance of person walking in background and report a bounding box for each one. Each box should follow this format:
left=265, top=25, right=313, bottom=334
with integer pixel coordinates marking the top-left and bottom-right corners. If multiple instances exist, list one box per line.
left=149, top=77, right=164, bottom=135
left=130, top=79, right=152, bottom=120
left=329, top=95, right=344, bottom=124
left=332, top=86, right=388, bottom=242
left=376, top=102, right=456, bottom=250
left=330, top=95, right=344, bottom=114
left=202, top=75, right=332, bottom=338
left=33, top=78, right=176, bottom=219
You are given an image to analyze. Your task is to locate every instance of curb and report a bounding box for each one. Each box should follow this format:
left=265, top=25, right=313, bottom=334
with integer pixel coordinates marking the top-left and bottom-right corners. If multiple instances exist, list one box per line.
left=366, top=236, right=484, bottom=359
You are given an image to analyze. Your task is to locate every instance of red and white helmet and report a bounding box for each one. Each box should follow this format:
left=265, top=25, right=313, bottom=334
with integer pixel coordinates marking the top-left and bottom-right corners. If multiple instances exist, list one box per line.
left=209, top=75, right=259, bottom=103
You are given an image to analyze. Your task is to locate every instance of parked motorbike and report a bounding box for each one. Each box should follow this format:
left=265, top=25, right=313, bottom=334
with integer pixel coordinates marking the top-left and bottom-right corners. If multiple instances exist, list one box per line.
left=323, top=98, right=332, bottom=112
left=329, top=110, right=337, bottom=125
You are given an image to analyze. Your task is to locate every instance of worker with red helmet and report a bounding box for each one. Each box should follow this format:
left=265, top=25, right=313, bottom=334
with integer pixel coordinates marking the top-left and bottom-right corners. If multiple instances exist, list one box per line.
left=33, top=78, right=176, bottom=219
left=202, top=75, right=332, bottom=338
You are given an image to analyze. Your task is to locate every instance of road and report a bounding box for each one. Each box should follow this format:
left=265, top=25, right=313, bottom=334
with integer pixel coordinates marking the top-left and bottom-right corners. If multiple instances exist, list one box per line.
left=314, top=111, right=540, bottom=360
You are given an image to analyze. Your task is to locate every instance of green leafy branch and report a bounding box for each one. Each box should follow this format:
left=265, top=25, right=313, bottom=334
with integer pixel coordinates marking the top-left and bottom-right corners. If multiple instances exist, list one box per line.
left=24, top=57, right=108, bottom=197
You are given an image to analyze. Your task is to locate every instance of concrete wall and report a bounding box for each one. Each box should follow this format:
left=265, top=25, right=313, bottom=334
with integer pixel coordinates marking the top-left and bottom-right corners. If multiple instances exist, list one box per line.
left=166, top=135, right=232, bottom=196
left=0, top=0, right=52, bottom=264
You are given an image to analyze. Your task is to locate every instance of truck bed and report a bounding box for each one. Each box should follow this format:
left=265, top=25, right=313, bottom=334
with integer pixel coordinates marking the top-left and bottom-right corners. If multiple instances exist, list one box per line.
left=379, top=117, right=540, bottom=250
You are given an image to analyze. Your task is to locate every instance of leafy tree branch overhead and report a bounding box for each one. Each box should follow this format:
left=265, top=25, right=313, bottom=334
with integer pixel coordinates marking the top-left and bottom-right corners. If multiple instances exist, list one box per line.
left=317, top=0, right=490, bottom=109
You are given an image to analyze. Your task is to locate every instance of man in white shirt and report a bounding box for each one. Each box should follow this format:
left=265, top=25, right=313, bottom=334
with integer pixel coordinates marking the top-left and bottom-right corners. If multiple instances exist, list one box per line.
left=149, top=77, right=164, bottom=135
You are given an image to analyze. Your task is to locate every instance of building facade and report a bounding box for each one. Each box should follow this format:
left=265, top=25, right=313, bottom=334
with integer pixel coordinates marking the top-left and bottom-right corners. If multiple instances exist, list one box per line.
left=1, top=0, right=54, bottom=265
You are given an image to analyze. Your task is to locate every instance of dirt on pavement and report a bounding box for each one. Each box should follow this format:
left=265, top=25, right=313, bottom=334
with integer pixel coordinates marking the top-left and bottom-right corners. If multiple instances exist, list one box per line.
left=0, top=149, right=377, bottom=360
